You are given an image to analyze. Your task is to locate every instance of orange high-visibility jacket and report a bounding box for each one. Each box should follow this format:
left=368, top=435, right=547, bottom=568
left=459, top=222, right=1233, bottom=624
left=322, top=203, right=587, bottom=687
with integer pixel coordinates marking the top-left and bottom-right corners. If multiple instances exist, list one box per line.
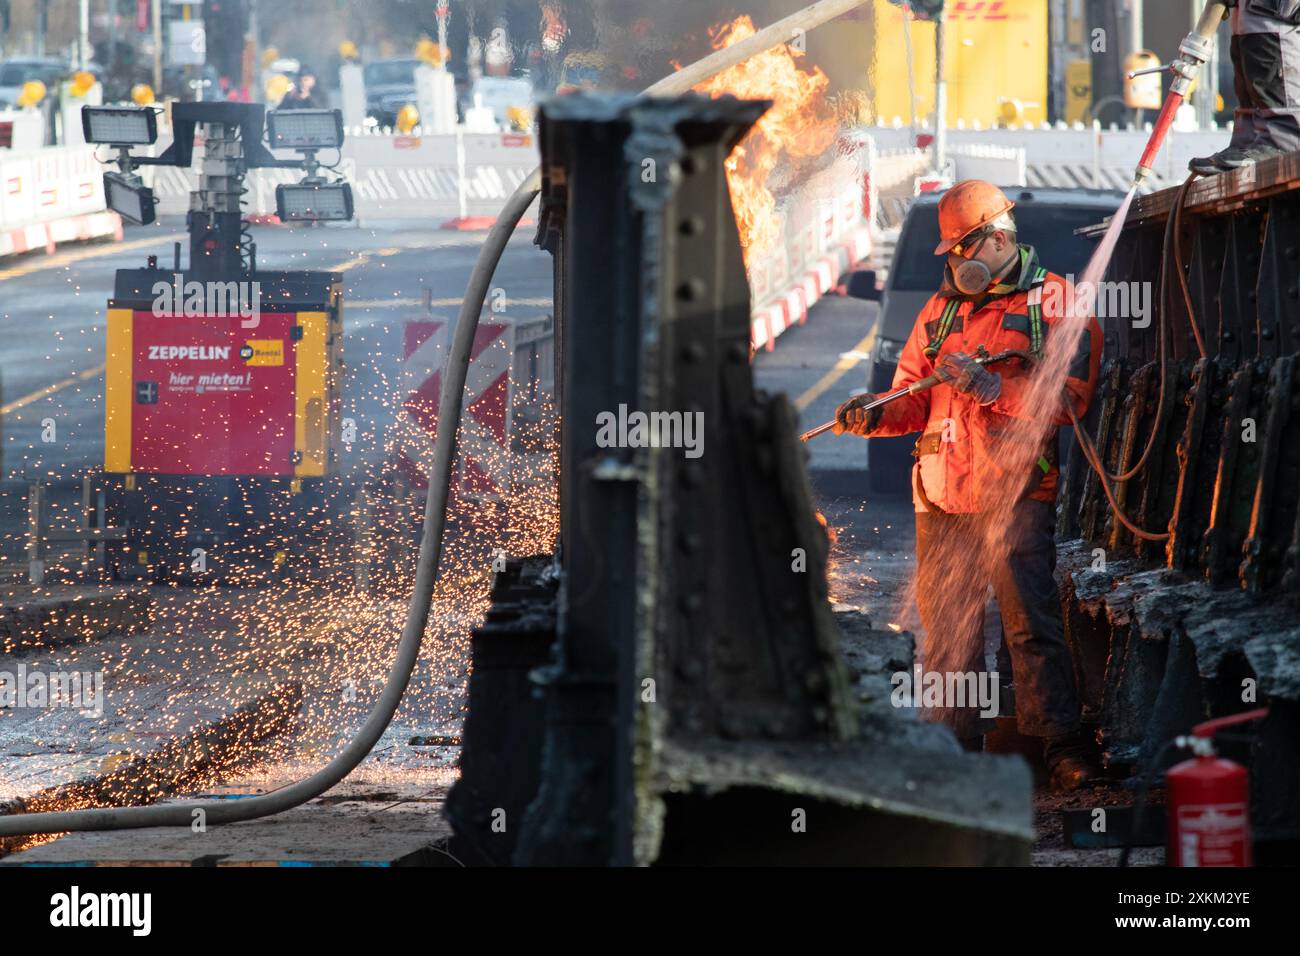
left=865, top=246, right=1103, bottom=514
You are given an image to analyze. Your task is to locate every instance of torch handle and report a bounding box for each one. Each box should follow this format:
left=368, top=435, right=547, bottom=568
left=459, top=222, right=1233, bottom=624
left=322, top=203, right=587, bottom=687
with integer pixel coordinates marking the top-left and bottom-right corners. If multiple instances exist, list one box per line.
left=800, top=350, right=1035, bottom=442
left=1135, top=91, right=1185, bottom=178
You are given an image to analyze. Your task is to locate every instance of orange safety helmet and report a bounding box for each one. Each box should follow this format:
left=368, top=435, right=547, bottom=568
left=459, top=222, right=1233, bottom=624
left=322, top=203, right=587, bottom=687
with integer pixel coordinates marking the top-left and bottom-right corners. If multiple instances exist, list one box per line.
left=934, top=180, right=1016, bottom=255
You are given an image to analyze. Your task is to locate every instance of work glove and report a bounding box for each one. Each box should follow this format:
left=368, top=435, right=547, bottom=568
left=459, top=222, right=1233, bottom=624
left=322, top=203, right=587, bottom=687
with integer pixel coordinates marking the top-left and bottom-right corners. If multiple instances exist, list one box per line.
left=833, top=393, right=884, bottom=436
left=937, top=351, right=1002, bottom=405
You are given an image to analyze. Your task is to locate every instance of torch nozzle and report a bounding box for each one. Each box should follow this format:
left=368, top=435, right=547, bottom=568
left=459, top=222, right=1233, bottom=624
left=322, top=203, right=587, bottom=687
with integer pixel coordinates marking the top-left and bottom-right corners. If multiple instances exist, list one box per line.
left=1126, top=62, right=1171, bottom=80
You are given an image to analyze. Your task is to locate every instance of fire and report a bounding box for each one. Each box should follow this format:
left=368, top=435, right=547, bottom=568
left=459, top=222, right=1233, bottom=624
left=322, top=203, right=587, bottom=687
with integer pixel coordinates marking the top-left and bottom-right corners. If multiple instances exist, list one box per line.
left=541, top=3, right=568, bottom=54
left=815, top=509, right=838, bottom=547
left=689, top=16, right=838, bottom=266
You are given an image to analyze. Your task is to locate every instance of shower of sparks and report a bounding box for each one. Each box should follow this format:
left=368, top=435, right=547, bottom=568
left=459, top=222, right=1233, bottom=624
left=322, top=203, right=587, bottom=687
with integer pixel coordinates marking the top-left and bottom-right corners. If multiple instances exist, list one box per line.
left=0, top=291, right=560, bottom=840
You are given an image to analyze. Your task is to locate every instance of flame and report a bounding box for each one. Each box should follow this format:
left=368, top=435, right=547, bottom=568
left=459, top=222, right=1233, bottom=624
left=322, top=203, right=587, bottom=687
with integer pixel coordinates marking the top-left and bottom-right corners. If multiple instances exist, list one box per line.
left=689, top=16, right=838, bottom=266
left=541, top=3, right=568, bottom=54
left=814, top=509, right=838, bottom=548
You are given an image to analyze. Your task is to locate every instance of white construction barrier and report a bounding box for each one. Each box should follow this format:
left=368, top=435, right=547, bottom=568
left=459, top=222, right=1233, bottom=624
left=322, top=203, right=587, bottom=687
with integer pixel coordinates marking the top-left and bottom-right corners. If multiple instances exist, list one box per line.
left=750, top=224, right=871, bottom=353
left=57, top=83, right=104, bottom=147
left=144, top=128, right=541, bottom=222
left=339, top=64, right=367, bottom=129
left=0, top=111, right=46, bottom=152
left=415, top=66, right=458, bottom=135
left=865, top=146, right=932, bottom=231
left=950, top=143, right=1027, bottom=187
left=864, top=120, right=1231, bottom=192
left=0, top=145, right=121, bottom=258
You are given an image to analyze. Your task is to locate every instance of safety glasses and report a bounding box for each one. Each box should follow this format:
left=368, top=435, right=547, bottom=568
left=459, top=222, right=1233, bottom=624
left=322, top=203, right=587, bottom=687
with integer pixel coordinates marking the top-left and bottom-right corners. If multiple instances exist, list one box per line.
left=949, top=227, right=993, bottom=259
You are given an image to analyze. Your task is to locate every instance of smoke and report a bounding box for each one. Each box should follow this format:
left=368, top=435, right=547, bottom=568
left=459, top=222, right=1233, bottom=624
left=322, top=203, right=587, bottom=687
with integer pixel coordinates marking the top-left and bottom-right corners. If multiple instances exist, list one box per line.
left=529, top=1, right=846, bottom=91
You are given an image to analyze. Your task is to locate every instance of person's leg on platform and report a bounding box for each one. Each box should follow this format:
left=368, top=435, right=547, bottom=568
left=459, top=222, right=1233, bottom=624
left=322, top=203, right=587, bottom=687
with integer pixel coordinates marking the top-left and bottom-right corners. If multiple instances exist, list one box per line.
left=1194, top=4, right=1300, bottom=172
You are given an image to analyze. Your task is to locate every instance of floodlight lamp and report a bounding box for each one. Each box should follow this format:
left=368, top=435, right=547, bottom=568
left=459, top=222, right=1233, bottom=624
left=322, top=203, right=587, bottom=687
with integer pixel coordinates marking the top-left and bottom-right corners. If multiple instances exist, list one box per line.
left=267, top=109, right=345, bottom=150
left=82, top=106, right=158, bottom=146
left=104, top=171, right=156, bottom=225
left=275, top=182, right=354, bottom=222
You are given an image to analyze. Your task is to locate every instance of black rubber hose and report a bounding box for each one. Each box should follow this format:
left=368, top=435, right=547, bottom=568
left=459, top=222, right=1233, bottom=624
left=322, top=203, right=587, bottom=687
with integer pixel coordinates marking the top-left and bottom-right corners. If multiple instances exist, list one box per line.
left=0, top=0, right=876, bottom=839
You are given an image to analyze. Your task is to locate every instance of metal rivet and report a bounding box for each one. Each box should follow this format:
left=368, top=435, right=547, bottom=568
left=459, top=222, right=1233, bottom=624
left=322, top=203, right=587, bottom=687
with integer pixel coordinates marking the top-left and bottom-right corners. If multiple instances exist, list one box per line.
left=677, top=279, right=705, bottom=302
left=679, top=216, right=705, bottom=237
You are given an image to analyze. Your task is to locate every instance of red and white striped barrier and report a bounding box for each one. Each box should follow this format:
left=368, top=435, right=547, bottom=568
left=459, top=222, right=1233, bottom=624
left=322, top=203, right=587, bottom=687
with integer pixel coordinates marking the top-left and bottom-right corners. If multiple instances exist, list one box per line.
left=750, top=224, right=872, bottom=353
left=396, top=317, right=513, bottom=502
left=747, top=134, right=876, bottom=353
left=394, top=311, right=555, bottom=503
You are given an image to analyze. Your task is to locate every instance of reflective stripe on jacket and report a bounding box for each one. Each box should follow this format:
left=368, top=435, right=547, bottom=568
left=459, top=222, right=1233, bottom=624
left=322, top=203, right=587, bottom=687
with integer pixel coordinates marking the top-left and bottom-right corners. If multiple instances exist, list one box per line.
left=868, top=246, right=1103, bottom=514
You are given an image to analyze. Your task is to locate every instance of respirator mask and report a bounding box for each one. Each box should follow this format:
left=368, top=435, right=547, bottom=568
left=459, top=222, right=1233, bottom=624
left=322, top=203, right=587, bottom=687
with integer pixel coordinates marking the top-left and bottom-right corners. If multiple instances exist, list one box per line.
left=946, top=230, right=1019, bottom=297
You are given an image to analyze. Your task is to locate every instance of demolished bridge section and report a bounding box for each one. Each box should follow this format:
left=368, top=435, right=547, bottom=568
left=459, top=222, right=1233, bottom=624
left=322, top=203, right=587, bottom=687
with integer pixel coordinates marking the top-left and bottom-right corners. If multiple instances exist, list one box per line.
left=1059, top=159, right=1300, bottom=850
left=444, top=93, right=1034, bottom=866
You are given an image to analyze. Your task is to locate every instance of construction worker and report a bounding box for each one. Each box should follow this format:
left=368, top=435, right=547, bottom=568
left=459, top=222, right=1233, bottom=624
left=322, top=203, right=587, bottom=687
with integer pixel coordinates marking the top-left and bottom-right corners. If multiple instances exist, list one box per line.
left=834, top=181, right=1103, bottom=791
left=1191, top=0, right=1300, bottom=173
left=280, top=67, right=326, bottom=110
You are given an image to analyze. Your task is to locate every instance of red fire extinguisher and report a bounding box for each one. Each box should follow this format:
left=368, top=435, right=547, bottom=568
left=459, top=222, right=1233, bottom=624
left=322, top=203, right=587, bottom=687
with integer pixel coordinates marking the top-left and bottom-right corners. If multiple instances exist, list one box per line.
left=1166, top=708, right=1268, bottom=867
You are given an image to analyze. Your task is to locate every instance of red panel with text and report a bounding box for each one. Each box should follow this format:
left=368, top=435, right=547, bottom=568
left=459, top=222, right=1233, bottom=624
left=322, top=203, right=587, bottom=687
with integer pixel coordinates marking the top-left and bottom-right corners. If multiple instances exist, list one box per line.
left=129, top=311, right=298, bottom=476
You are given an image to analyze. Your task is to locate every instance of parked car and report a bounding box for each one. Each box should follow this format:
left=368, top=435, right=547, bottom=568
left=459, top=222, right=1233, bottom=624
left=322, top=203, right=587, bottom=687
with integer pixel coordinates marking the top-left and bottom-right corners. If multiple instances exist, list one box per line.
left=850, top=186, right=1125, bottom=493
left=556, top=51, right=609, bottom=94
left=463, top=75, right=535, bottom=130
left=364, top=57, right=421, bottom=127
left=0, top=57, right=69, bottom=108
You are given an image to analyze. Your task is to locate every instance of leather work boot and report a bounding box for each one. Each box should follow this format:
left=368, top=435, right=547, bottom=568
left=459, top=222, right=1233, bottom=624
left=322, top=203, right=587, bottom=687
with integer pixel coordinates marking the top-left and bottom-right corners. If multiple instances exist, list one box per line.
left=1216, top=141, right=1288, bottom=168
left=1189, top=141, right=1287, bottom=175
left=1048, top=754, right=1099, bottom=792
left=1188, top=152, right=1227, bottom=175
left=1044, top=731, right=1101, bottom=792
